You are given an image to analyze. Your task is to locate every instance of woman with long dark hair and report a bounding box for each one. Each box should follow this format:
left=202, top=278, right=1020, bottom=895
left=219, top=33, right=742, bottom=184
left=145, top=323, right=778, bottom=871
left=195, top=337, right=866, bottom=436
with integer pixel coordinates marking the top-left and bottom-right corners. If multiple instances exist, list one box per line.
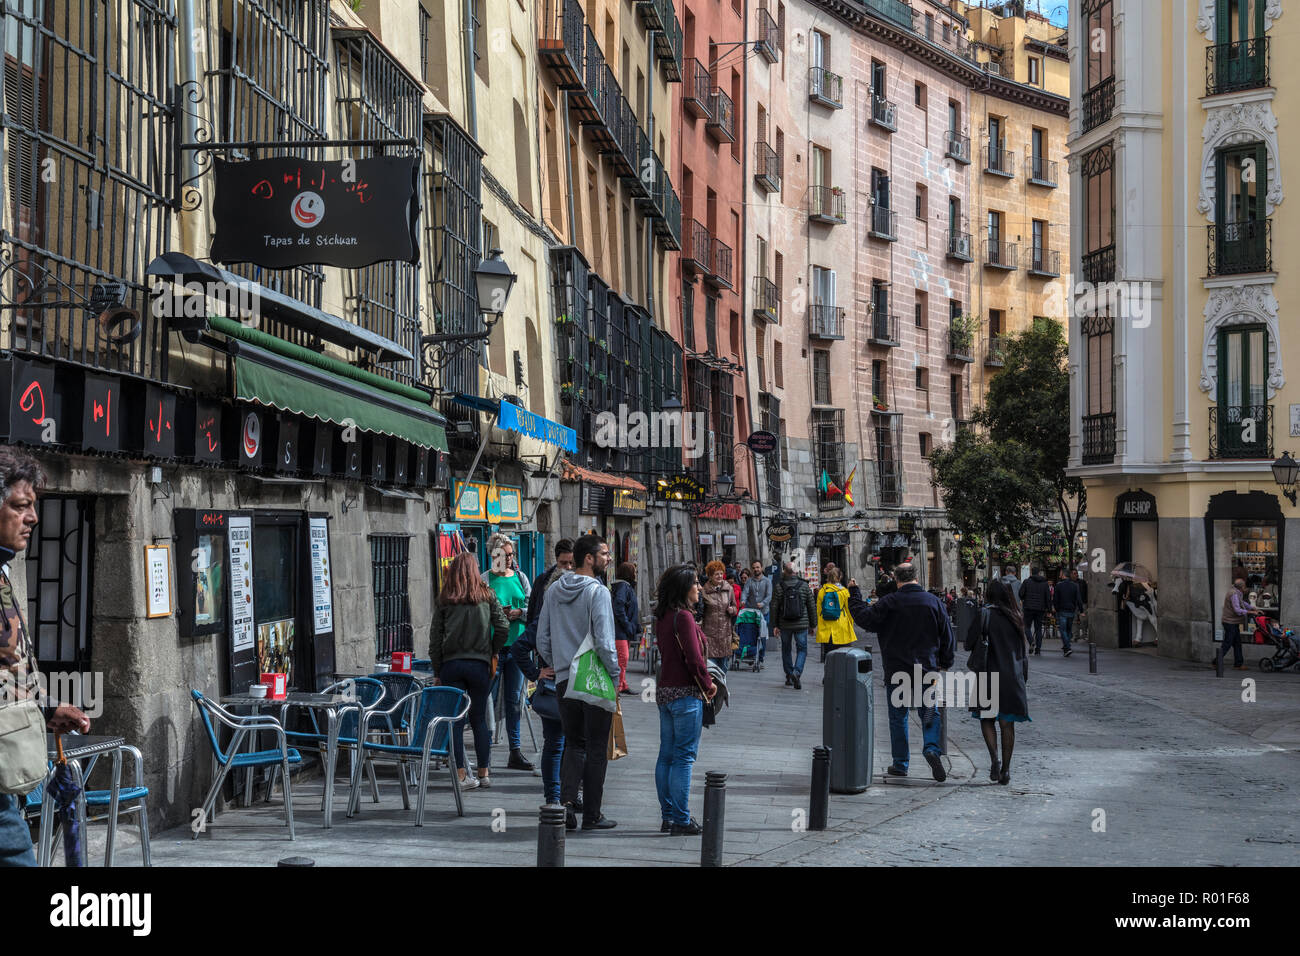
left=430, top=552, right=509, bottom=789
left=611, top=562, right=639, bottom=696
left=964, top=577, right=1030, bottom=784
left=654, top=566, right=716, bottom=836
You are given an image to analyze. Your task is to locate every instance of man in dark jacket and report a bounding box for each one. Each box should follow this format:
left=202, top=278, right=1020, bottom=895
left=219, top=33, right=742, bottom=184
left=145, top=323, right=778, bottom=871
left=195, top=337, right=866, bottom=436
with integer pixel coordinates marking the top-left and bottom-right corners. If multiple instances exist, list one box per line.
left=521, top=538, right=574, bottom=649
left=847, top=564, right=955, bottom=781
left=1053, top=568, right=1081, bottom=657
left=771, top=561, right=817, bottom=689
left=1018, top=567, right=1051, bottom=655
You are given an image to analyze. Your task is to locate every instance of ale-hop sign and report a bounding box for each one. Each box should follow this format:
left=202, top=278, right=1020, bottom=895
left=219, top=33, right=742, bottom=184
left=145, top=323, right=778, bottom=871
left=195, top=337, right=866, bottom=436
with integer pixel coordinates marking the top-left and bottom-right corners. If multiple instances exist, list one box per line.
left=210, top=156, right=420, bottom=269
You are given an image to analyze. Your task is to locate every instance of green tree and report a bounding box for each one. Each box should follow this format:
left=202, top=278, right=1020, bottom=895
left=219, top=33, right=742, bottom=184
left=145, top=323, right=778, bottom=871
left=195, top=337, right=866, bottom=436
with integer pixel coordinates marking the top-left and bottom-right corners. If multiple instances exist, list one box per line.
left=977, top=317, right=1085, bottom=562
left=928, top=428, right=1054, bottom=582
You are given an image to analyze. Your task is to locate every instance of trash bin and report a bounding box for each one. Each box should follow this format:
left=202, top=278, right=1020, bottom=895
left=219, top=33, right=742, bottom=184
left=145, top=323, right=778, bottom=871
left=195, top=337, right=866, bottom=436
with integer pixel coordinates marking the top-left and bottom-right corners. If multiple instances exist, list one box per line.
left=953, top=598, right=975, bottom=648
left=822, top=647, right=873, bottom=793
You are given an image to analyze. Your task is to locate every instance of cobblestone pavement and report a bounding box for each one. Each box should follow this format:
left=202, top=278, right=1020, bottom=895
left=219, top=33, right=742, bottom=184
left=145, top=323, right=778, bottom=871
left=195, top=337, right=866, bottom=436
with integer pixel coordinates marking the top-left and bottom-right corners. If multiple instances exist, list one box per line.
left=124, top=636, right=1299, bottom=866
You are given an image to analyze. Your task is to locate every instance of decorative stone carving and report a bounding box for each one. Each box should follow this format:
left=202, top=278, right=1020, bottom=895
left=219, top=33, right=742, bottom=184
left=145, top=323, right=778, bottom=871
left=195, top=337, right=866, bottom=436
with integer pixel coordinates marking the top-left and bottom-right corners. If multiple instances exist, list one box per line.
left=1199, top=282, right=1283, bottom=396
left=1197, top=0, right=1283, bottom=36
left=1198, top=100, right=1283, bottom=218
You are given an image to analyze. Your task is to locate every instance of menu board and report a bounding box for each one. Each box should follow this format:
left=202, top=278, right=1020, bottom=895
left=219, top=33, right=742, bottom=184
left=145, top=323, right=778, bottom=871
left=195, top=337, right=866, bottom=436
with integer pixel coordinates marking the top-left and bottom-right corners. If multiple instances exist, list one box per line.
left=309, top=517, right=334, bottom=635
left=228, top=515, right=255, bottom=653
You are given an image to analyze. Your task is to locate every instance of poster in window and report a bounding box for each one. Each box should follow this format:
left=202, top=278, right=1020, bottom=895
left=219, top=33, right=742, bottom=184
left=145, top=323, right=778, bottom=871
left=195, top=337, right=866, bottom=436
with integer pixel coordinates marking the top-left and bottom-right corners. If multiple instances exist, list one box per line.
left=228, top=516, right=255, bottom=653
left=309, top=516, right=334, bottom=635
left=193, top=534, right=225, bottom=628
left=257, top=618, right=295, bottom=680
left=144, top=545, right=173, bottom=619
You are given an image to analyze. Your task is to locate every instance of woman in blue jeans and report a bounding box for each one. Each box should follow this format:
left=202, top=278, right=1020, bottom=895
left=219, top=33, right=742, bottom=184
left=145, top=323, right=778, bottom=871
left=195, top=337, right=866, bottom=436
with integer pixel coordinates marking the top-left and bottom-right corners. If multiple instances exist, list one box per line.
left=429, top=552, right=509, bottom=789
left=653, top=566, right=717, bottom=836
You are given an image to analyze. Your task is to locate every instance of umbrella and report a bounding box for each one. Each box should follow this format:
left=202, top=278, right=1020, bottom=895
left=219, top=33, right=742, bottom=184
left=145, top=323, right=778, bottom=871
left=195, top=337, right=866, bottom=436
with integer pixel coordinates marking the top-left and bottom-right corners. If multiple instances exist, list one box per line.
left=48, top=735, right=84, bottom=867
left=1109, top=562, right=1154, bottom=584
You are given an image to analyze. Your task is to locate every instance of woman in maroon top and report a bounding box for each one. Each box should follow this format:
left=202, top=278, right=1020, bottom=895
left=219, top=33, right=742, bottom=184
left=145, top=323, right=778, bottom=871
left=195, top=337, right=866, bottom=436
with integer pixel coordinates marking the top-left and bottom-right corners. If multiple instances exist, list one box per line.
left=655, top=566, right=716, bottom=836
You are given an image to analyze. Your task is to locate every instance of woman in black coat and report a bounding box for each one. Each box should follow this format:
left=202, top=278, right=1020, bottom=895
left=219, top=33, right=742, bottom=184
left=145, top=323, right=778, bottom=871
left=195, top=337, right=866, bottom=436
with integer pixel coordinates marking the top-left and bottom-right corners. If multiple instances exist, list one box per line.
left=964, top=577, right=1030, bottom=784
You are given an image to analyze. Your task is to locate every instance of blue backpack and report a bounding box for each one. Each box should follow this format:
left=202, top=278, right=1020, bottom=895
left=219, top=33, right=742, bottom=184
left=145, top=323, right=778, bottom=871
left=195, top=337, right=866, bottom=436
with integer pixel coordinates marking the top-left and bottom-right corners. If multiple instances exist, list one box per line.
left=821, top=587, right=842, bottom=621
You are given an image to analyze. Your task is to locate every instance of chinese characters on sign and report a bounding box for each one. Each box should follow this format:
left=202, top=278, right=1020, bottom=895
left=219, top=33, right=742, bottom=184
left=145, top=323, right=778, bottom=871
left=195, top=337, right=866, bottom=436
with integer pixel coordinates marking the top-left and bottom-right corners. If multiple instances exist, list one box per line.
left=309, top=517, right=334, bottom=635
left=227, top=516, right=255, bottom=653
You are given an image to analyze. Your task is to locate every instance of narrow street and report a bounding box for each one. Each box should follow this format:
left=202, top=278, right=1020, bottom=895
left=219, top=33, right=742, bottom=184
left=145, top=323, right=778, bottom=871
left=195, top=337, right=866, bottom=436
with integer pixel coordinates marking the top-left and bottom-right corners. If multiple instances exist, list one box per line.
left=125, top=636, right=1300, bottom=867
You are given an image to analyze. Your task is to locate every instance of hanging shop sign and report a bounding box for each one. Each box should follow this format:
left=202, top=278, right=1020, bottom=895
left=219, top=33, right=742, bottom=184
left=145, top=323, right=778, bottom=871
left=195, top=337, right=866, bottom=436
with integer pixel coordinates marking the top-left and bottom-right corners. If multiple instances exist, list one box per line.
left=143, top=385, right=177, bottom=459
left=453, top=479, right=523, bottom=524
left=210, top=156, right=420, bottom=270
left=309, top=516, right=334, bottom=635
left=581, top=483, right=611, bottom=516
left=898, top=513, right=917, bottom=536
left=610, top=488, right=647, bottom=516
left=82, top=372, right=122, bottom=453
left=746, top=430, right=778, bottom=455
left=658, top=474, right=706, bottom=502
left=1115, top=489, right=1158, bottom=521
left=766, top=521, right=795, bottom=543
left=696, top=502, right=742, bottom=521
left=812, top=532, right=850, bottom=548
left=0, top=357, right=54, bottom=444
left=194, top=399, right=223, bottom=464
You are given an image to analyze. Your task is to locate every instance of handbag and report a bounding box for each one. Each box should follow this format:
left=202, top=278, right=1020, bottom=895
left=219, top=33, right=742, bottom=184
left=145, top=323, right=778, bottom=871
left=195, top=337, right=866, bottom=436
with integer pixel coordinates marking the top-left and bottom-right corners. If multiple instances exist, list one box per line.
left=528, top=677, right=560, bottom=721
left=671, top=614, right=717, bottom=728
left=967, top=608, right=991, bottom=672
left=0, top=699, right=49, bottom=795
left=607, top=699, right=628, bottom=760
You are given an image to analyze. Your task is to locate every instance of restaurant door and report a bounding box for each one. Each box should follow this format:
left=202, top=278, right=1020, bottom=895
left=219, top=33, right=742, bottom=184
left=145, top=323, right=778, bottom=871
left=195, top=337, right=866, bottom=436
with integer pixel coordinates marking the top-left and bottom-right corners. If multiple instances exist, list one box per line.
left=252, top=511, right=327, bottom=691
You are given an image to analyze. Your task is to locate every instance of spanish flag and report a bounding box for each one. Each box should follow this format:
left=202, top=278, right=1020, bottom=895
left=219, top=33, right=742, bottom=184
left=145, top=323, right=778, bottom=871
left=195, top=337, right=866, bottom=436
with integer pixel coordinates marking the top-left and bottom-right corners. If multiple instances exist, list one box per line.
left=843, top=465, right=856, bottom=507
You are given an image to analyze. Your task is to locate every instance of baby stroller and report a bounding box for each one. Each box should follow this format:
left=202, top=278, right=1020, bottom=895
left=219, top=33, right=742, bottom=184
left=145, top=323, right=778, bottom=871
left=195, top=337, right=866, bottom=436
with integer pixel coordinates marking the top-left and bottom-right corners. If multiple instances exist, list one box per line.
left=1252, top=613, right=1300, bottom=672
left=733, top=608, right=765, bottom=672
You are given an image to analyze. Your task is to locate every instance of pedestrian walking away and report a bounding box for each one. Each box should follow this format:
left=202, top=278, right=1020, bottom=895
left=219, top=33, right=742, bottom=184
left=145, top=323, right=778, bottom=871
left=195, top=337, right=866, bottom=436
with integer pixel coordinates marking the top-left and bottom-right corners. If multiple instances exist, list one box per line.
left=1052, top=568, right=1082, bottom=657
left=484, top=532, right=535, bottom=772
left=431, top=552, right=511, bottom=790
left=1216, top=577, right=1257, bottom=671
left=772, top=561, right=817, bottom=689
left=846, top=563, right=955, bottom=782
left=1018, top=567, right=1051, bottom=655
left=0, top=448, right=91, bottom=867
left=611, top=562, right=640, bottom=695
left=698, top=560, right=738, bottom=673
left=537, top=534, right=620, bottom=831
left=653, top=566, right=718, bottom=836
left=964, top=578, right=1031, bottom=785
left=815, top=567, right=855, bottom=662
left=1000, top=566, right=1021, bottom=610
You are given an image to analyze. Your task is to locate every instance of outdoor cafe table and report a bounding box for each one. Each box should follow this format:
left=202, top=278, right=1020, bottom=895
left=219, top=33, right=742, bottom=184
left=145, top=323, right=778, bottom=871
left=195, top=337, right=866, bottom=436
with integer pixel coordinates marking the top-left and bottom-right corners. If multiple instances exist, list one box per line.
left=220, top=692, right=359, bottom=829
left=42, top=734, right=125, bottom=866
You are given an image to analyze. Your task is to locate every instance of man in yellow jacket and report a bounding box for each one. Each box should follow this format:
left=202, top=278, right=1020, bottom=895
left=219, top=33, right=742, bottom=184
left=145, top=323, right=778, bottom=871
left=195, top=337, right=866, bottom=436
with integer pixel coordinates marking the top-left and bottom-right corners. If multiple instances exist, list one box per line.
left=816, top=567, right=856, bottom=661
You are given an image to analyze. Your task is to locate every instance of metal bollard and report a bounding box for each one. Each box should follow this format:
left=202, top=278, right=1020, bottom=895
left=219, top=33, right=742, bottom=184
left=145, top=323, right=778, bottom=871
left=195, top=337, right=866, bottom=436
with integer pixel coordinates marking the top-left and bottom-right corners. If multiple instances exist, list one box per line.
left=700, top=772, right=727, bottom=867
left=809, top=747, right=830, bottom=831
left=537, top=804, right=566, bottom=867
left=1216, top=645, right=1224, bottom=678
left=1089, top=640, right=1098, bottom=674
left=277, top=856, right=315, bottom=867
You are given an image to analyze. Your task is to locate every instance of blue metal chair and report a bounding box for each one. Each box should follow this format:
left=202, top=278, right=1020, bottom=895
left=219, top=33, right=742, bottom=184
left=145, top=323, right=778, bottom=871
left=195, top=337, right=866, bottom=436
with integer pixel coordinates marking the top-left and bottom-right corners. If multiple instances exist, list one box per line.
left=190, top=690, right=300, bottom=840
left=282, top=678, right=388, bottom=807
left=83, top=745, right=151, bottom=867
left=346, top=686, right=471, bottom=826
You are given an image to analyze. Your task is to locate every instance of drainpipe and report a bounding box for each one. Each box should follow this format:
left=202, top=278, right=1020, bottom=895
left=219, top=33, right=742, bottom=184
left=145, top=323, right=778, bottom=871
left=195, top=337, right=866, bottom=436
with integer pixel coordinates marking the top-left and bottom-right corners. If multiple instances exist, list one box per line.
left=464, top=0, right=478, bottom=138
left=563, top=90, right=576, bottom=244
left=646, top=30, right=657, bottom=322
left=177, top=0, right=201, bottom=253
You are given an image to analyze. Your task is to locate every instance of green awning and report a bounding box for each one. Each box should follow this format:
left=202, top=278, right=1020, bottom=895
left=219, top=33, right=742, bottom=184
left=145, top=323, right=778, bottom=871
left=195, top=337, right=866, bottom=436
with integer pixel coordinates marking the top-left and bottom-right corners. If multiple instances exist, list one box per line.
left=233, top=342, right=448, bottom=451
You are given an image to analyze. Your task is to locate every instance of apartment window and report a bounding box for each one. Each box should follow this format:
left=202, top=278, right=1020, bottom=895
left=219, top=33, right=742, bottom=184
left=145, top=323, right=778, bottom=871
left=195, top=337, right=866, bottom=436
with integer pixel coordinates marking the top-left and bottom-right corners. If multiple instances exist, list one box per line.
left=916, top=183, right=927, bottom=219
left=813, top=409, right=846, bottom=511
left=730, top=310, right=741, bottom=358
left=1084, top=0, right=1114, bottom=89
left=774, top=251, right=785, bottom=316
left=920, top=432, right=931, bottom=458
left=871, top=168, right=891, bottom=210
left=988, top=114, right=1004, bottom=151
left=814, top=350, right=832, bottom=405
left=1083, top=144, right=1115, bottom=278
left=777, top=1, right=786, bottom=52
left=371, top=535, right=413, bottom=657
left=757, top=103, right=768, bottom=143
left=419, top=4, right=432, bottom=82
left=949, top=374, right=963, bottom=419
left=756, top=325, right=767, bottom=390
left=948, top=196, right=961, bottom=234
left=915, top=290, right=927, bottom=329
left=949, top=299, right=963, bottom=323
left=871, top=360, right=886, bottom=403
left=948, top=99, right=961, bottom=133
left=871, top=59, right=885, bottom=96
left=775, top=128, right=785, bottom=197
left=872, top=279, right=889, bottom=319
left=1027, top=56, right=1041, bottom=86
left=989, top=309, right=1004, bottom=336
left=916, top=367, right=928, bottom=390
left=1081, top=315, right=1115, bottom=464
left=915, top=81, right=926, bottom=108
left=774, top=340, right=784, bottom=387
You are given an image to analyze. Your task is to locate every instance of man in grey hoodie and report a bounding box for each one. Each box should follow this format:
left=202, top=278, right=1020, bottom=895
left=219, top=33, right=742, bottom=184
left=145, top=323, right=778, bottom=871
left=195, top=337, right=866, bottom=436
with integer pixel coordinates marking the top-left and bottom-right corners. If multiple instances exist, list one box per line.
left=537, top=533, right=620, bottom=831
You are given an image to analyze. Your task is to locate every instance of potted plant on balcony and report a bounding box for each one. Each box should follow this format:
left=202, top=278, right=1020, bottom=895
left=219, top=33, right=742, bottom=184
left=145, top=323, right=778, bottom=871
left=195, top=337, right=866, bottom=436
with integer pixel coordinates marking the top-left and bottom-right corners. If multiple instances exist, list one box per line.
left=555, top=313, right=571, bottom=327
left=949, top=314, right=977, bottom=349
left=872, top=394, right=889, bottom=412
left=831, top=185, right=844, bottom=197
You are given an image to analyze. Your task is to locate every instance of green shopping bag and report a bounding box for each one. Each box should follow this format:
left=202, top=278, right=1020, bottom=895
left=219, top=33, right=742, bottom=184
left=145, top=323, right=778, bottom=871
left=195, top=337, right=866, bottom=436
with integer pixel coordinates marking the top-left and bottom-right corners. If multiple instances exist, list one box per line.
left=565, top=632, right=618, bottom=713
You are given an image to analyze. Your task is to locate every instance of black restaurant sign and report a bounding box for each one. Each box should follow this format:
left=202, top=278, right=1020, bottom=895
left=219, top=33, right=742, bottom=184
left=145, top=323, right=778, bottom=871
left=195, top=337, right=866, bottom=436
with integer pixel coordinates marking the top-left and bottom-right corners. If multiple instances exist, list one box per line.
left=210, top=156, right=420, bottom=269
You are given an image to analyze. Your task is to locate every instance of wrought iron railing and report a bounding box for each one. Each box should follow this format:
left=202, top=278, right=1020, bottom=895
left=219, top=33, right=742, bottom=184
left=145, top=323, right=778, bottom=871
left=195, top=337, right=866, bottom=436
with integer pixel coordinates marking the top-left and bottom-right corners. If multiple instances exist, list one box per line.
left=876, top=460, right=902, bottom=507
left=985, top=239, right=1018, bottom=269
left=947, top=326, right=974, bottom=361
left=1208, top=220, right=1272, bottom=276
left=809, top=304, right=845, bottom=339
left=985, top=143, right=1015, bottom=175
left=756, top=6, right=779, bottom=63
left=753, top=275, right=779, bottom=322
left=869, top=204, right=897, bottom=240
left=985, top=335, right=1006, bottom=367
left=684, top=220, right=712, bottom=273
left=1082, top=76, right=1115, bottom=133
left=1081, top=412, right=1116, bottom=465
left=754, top=142, right=781, bottom=193
left=809, top=186, right=846, bottom=223
left=683, top=58, right=712, bottom=118
left=809, top=66, right=843, bottom=107
left=707, top=85, right=736, bottom=142
left=1206, top=36, right=1269, bottom=95
left=871, top=94, right=897, bottom=130
left=1029, top=248, right=1060, bottom=276
left=869, top=312, right=899, bottom=346
left=1028, top=155, right=1058, bottom=185
left=709, top=238, right=734, bottom=289
left=945, top=131, right=971, bottom=164
left=1081, top=243, right=1116, bottom=284
left=946, top=230, right=974, bottom=261
left=540, top=0, right=586, bottom=84
left=1210, top=404, right=1273, bottom=459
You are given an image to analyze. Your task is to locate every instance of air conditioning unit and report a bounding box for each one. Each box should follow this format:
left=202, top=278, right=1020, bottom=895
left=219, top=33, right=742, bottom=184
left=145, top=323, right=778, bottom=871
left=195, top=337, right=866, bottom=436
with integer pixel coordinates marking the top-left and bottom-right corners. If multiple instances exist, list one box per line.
left=954, top=235, right=971, bottom=257
left=985, top=61, right=1002, bottom=76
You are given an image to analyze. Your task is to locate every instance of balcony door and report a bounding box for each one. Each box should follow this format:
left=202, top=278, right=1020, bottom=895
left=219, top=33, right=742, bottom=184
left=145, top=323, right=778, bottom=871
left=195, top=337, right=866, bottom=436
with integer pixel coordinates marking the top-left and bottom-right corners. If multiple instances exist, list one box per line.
left=1032, top=220, right=1045, bottom=269
left=1217, top=0, right=1264, bottom=43
left=987, top=210, right=1002, bottom=265
left=1217, top=143, right=1266, bottom=272
left=1217, top=326, right=1268, bottom=457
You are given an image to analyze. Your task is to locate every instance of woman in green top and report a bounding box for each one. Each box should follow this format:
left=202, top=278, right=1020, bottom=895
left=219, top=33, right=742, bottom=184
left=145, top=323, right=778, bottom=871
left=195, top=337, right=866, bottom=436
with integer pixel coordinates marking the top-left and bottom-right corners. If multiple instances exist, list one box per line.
left=485, top=532, right=535, bottom=772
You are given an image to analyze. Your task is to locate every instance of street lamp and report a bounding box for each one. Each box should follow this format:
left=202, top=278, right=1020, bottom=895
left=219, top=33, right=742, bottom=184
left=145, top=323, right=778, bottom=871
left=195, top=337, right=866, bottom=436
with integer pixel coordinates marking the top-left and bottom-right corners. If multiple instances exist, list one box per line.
left=1273, top=450, right=1299, bottom=505
left=715, top=473, right=734, bottom=497
left=473, top=248, right=517, bottom=317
